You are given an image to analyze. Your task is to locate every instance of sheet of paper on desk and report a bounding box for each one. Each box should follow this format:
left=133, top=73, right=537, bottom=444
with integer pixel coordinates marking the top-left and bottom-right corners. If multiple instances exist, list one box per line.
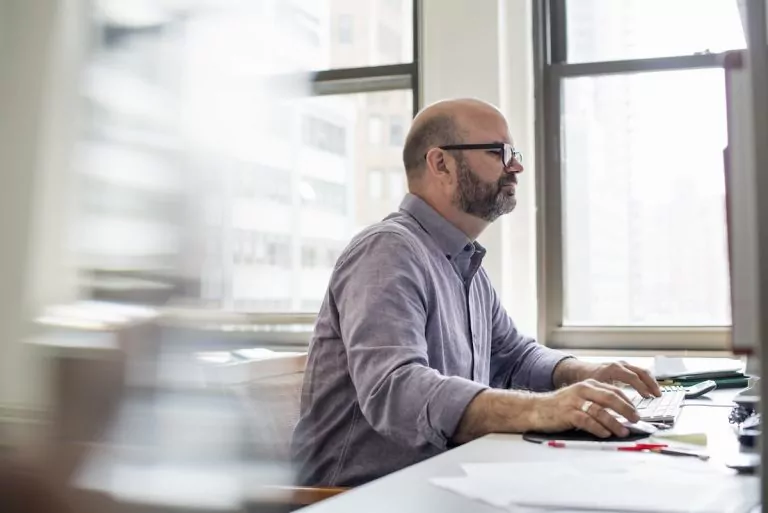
left=430, top=458, right=759, bottom=512
left=461, top=452, right=723, bottom=478
left=653, top=355, right=744, bottom=379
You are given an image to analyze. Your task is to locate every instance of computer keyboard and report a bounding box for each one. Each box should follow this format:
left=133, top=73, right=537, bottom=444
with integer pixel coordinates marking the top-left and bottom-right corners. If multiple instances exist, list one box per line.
left=630, top=386, right=685, bottom=423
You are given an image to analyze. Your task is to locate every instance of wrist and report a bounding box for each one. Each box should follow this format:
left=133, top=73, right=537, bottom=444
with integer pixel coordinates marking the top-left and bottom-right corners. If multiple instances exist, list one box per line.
left=552, top=357, right=590, bottom=388
left=454, top=389, right=541, bottom=443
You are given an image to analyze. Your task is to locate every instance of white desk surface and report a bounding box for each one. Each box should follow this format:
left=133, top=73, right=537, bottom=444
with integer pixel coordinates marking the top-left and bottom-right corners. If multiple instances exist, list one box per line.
left=303, top=388, right=756, bottom=513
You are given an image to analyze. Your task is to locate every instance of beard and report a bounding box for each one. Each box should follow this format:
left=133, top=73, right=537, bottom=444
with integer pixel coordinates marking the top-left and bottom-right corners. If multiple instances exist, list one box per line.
left=452, top=155, right=517, bottom=222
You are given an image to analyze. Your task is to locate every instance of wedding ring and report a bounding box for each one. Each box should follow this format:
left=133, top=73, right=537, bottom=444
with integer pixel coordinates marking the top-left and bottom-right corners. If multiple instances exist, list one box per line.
left=581, top=400, right=594, bottom=413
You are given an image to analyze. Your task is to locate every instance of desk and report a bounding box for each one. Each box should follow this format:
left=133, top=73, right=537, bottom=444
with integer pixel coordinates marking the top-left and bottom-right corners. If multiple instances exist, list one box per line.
left=302, top=389, right=758, bottom=513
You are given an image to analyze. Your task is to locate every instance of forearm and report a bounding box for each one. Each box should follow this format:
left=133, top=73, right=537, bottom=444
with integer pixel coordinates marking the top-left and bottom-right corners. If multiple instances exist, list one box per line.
left=552, top=357, right=590, bottom=388
left=452, top=389, right=541, bottom=444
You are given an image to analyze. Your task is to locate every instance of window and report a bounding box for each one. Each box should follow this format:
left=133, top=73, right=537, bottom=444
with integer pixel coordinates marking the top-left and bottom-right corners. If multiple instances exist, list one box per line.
left=338, top=14, right=353, bottom=44
left=388, top=170, right=406, bottom=202
left=368, top=115, right=383, bottom=145
left=303, top=116, right=347, bottom=155
left=536, top=0, right=745, bottom=349
left=566, top=0, right=746, bottom=64
left=258, top=233, right=291, bottom=267
left=301, top=177, right=347, bottom=215
left=562, top=69, right=730, bottom=327
left=369, top=169, right=384, bottom=199
left=276, top=2, right=321, bottom=47
left=76, top=0, right=417, bottom=316
left=327, top=3, right=413, bottom=69
left=302, top=246, right=318, bottom=268
left=377, top=23, right=403, bottom=62
left=389, top=116, right=404, bottom=146
left=235, top=162, right=292, bottom=203
left=382, top=0, right=404, bottom=10
left=325, top=247, right=340, bottom=267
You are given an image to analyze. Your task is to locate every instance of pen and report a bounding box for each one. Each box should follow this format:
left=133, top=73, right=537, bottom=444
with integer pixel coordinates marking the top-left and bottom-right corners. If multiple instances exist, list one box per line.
left=651, top=447, right=710, bottom=460
left=547, top=441, right=668, bottom=451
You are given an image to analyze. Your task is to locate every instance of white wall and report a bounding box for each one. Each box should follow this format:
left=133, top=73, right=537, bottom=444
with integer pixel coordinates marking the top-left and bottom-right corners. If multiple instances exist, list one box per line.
left=420, top=0, right=538, bottom=337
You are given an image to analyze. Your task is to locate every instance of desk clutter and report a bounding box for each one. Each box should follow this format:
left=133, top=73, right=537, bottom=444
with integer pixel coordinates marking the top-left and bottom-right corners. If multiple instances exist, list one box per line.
left=430, top=359, right=761, bottom=512
left=430, top=453, right=759, bottom=512
left=653, top=356, right=749, bottom=388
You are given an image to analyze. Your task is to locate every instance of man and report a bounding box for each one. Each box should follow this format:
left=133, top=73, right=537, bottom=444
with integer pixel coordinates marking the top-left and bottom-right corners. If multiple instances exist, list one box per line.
left=291, top=98, right=661, bottom=487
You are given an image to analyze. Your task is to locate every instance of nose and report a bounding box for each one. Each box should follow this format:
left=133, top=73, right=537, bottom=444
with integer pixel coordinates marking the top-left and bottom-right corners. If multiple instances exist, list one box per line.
left=507, top=158, right=524, bottom=173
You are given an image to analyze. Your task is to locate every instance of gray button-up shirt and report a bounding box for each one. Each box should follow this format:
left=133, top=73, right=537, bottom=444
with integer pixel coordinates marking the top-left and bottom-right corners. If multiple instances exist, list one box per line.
left=291, top=193, right=569, bottom=487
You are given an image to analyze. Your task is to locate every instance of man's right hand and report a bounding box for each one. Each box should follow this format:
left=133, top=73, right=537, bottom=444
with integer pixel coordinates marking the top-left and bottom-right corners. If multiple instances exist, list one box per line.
left=531, top=379, right=640, bottom=438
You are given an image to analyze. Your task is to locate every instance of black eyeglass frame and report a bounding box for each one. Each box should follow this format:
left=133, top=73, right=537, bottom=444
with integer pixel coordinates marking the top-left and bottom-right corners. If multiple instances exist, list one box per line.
left=429, top=143, right=523, bottom=168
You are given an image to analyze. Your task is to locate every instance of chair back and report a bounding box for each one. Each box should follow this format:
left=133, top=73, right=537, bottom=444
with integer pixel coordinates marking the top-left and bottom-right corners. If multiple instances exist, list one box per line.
left=215, top=353, right=307, bottom=461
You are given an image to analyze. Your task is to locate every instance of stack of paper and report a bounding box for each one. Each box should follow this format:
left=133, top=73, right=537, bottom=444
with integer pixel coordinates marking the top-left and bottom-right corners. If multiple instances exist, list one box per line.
left=653, top=356, right=744, bottom=380
left=430, top=453, right=758, bottom=512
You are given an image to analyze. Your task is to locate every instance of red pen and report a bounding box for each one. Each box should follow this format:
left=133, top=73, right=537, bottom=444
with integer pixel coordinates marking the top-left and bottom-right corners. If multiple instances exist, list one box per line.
left=547, top=441, right=668, bottom=451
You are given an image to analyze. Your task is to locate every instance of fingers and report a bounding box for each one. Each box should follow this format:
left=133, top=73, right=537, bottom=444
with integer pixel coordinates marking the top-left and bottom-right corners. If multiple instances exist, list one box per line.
left=587, top=403, right=630, bottom=437
left=622, top=362, right=662, bottom=397
left=580, top=380, right=639, bottom=423
left=572, top=411, right=611, bottom=438
left=589, top=379, right=633, bottom=405
left=606, top=365, right=655, bottom=398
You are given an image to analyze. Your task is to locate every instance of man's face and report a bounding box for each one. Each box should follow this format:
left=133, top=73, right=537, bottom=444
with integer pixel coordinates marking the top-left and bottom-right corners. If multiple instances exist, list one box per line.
left=446, top=110, right=522, bottom=222
left=452, top=150, right=518, bottom=222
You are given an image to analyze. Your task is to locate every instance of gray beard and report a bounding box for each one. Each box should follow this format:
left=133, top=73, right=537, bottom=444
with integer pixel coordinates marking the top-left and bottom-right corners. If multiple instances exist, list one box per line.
left=453, top=157, right=517, bottom=222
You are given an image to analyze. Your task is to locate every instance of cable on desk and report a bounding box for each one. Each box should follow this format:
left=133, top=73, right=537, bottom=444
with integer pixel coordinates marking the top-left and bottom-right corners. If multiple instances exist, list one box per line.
left=729, top=404, right=757, bottom=425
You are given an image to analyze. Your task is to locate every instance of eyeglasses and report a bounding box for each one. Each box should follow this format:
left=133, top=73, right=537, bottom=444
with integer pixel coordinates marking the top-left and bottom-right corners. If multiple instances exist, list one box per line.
left=436, top=143, right=522, bottom=168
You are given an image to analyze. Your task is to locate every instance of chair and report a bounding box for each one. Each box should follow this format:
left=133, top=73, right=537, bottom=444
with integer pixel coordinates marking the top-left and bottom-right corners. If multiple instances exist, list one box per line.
left=213, top=352, right=346, bottom=511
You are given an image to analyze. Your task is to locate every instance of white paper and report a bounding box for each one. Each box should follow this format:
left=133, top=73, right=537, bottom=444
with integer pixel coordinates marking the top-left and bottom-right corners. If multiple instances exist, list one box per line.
left=462, top=451, right=722, bottom=479
left=430, top=460, right=758, bottom=513
left=653, top=356, right=743, bottom=379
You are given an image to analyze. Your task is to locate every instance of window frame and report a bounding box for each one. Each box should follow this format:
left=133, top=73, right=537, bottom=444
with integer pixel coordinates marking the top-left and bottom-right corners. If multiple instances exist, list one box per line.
left=533, top=0, right=734, bottom=351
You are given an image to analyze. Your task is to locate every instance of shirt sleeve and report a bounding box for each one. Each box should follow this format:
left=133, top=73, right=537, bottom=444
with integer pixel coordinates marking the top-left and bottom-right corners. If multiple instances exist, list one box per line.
left=487, top=285, right=571, bottom=391
left=331, top=230, right=487, bottom=450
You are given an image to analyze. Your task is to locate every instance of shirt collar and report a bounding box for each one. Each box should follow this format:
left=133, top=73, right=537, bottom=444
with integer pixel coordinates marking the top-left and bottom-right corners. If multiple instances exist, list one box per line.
left=399, top=193, right=486, bottom=261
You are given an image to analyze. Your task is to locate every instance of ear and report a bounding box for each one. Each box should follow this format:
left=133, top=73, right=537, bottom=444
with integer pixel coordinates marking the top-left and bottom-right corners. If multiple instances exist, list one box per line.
left=424, top=148, right=455, bottom=184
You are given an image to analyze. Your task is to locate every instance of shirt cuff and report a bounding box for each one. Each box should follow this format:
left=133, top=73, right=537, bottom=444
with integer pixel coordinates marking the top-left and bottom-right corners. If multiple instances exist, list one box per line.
left=421, top=377, right=487, bottom=449
left=527, top=350, right=573, bottom=392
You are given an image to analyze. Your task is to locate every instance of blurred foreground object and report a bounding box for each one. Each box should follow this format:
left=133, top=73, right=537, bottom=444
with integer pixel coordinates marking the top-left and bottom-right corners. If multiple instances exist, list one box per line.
left=21, top=302, right=343, bottom=512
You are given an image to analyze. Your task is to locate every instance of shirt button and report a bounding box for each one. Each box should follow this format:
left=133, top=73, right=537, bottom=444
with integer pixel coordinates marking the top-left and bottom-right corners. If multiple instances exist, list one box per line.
left=446, top=255, right=452, bottom=260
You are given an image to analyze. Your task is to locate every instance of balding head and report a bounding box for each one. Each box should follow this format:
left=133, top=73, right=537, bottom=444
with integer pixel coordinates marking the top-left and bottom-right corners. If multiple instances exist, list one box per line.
left=402, top=99, right=504, bottom=182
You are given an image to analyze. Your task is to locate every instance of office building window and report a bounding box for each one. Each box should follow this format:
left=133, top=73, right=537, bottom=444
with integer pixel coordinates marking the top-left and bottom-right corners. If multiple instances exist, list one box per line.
left=338, top=14, right=353, bottom=44
left=301, top=246, right=318, bottom=268
left=369, top=169, right=384, bottom=199
left=327, top=1, right=413, bottom=69
left=256, top=233, right=291, bottom=267
left=235, top=163, right=292, bottom=203
left=301, top=177, right=347, bottom=215
left=537, top=0, right=746, bottom=349
left=389, top=116, right=404, bottom=146
left=303, top=116, right=347, bottom=155
left=388, top=170, right=406, bottom=202
left=368, top=115, right=383, bottom=145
